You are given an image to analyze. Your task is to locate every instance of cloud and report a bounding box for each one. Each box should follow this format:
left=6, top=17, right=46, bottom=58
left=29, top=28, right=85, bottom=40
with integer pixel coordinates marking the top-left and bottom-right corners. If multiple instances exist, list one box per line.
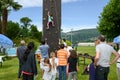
left=14, top=0, right=80, bottom=8
left=14, top=0, right=43, bottom=7
left=62, top=0, right=79, bottom=3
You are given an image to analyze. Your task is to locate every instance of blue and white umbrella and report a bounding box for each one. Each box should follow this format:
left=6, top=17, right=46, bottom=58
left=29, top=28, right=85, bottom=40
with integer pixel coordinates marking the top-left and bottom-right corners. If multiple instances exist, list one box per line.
left=113, top=35, right=120, bottom=44
left=0, top=34, right=13, bottom=48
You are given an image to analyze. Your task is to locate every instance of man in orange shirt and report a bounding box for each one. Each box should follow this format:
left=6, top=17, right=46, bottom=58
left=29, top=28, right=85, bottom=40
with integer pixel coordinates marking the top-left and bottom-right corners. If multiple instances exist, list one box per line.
left=57, top=44, right=68, bottom=80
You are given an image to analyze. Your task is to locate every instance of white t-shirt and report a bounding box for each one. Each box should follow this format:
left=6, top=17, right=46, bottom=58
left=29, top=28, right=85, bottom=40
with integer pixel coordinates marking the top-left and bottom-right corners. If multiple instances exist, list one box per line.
left=42, top=65, right=52, bottom=80
left=64, top=46, right=73, bottom=57
left=63, top=42, right=67, bottom=47
left=40, top=61, right=52, bottom=80
left=117, top=49, right=120, bottom=68
left=96, top=42, right=115, bottom=67
left=49, top=57, right=58, bottom=75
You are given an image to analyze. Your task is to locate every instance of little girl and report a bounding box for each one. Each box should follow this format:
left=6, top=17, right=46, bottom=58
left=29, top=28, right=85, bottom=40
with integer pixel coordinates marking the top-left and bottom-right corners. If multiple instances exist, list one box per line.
left=47, top=11, right=55, bottom=29
left=67, top=50, right=78, bottom=80
left=41, top=58, right=52, bottom=80
left=49, top=52, right=58, bottom=80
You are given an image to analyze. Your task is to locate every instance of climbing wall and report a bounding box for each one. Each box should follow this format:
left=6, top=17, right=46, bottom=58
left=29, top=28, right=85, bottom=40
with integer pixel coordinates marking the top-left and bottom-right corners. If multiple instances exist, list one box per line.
left=43, top=0, right=61, bottom=53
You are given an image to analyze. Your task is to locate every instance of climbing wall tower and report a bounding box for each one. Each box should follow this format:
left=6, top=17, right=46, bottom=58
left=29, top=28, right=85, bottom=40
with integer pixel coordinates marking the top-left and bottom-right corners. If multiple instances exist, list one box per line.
left=43, top=0, right=61, bottom=53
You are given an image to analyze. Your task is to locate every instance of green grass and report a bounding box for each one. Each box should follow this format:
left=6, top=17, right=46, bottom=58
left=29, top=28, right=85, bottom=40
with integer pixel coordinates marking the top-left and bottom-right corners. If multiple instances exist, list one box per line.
left=0, top=46, right=118, bottom=80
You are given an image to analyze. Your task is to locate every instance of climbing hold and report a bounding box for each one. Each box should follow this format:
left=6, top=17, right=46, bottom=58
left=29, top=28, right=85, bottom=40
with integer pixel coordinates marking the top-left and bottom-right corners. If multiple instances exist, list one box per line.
left=51, top=6, right=54, bottom=8
left=45, top=8, right=48, bottom=11
left=43, top=18, right=46, bottom=20
left=50, top=0, right=53, bottom=2
left=45, top=38, right=47, bottom=41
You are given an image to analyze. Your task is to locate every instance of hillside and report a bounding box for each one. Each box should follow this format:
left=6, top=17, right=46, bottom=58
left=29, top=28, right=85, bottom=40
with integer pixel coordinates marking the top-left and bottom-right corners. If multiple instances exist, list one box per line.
left=61, top=28, right=100, bottom=42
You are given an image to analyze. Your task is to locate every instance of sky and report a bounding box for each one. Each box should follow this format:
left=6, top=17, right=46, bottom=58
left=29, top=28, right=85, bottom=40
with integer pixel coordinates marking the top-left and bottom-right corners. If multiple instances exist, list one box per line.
left=8, top=0, right=109, bottom=32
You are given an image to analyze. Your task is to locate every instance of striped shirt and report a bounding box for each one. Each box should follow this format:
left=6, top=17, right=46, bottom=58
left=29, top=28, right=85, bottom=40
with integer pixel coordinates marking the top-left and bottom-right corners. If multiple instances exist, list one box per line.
left=57, top=49, right=68, bottom=66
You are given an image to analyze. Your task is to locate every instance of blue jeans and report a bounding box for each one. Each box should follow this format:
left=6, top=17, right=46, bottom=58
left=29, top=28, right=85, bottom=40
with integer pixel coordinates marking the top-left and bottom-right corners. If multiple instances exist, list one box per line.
left=95, top=65, right=109, bottom=80
left=58, top=66, right=66, bottom=80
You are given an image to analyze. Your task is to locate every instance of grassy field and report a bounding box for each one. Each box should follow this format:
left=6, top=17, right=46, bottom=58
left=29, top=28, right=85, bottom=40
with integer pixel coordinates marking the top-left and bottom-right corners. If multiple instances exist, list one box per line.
left=0, top=46, right=118, bottom=80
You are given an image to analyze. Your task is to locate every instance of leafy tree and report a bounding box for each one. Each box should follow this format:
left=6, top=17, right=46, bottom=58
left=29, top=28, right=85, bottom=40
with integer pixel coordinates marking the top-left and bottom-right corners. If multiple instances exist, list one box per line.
left=20, top=17, right=32, bottom=28
left=6, top=21, right=21, bottom=39
left=97, top=0, right=120, bottom=40
left=0, top=0, right=22, bottom=35
left=20, top=17, right=32, bottom=37
left=30, top=25, right=42, bottom=41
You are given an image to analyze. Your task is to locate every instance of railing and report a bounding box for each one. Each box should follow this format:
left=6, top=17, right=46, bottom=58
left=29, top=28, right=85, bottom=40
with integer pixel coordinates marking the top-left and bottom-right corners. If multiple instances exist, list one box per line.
left=78, top=53, right=93, bottom=66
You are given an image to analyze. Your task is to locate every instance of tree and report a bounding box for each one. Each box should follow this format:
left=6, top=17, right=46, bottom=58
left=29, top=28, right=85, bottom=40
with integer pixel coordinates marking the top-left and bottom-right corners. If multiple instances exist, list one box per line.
left=0, top=0, right=22, bottom=35
left=97, top=0, right=120, bottom=40
left=20, top=17, right=32, bottom=37
left=6, top=21, right=21, bottom=39
left=20, top=17, right=32, bottom=28
left=30, top=25, right=42, bottom=41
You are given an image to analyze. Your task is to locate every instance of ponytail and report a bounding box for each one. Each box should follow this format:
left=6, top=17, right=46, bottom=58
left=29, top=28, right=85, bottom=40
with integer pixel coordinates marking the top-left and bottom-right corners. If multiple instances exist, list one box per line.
left=23, top=42, right=34, bottom=61
left=23, top=49, right=31, bottom=61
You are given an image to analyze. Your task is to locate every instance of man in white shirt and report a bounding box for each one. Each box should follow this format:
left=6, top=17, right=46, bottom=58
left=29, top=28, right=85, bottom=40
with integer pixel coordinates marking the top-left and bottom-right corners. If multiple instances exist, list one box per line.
left=94, top=35, right=119, bottom=80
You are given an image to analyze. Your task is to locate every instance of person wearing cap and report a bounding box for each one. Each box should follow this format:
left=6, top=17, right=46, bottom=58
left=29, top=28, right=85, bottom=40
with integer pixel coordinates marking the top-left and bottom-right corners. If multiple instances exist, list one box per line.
left=94, top=35, right=119, bottom=80
left=16, top=40, right=27, bottom=80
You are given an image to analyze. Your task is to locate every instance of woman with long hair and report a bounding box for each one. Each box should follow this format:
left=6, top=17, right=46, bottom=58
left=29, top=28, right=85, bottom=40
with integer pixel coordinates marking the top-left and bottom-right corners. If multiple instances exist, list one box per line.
left=41, top=58, right=52, bottom=80
left=22, top=42, right=38, bottom=80
left=49, top=52, right=58, bottom=80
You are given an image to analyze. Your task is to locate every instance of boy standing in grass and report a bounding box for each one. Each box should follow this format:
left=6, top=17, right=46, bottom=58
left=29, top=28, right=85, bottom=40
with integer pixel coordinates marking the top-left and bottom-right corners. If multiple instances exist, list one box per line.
left=57, top=44, right=68, bottom=80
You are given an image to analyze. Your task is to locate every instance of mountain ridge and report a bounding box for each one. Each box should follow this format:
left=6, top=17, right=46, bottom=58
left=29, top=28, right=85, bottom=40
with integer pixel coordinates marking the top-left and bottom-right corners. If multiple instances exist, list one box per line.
left=61, top=28, right=100, bottom=42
